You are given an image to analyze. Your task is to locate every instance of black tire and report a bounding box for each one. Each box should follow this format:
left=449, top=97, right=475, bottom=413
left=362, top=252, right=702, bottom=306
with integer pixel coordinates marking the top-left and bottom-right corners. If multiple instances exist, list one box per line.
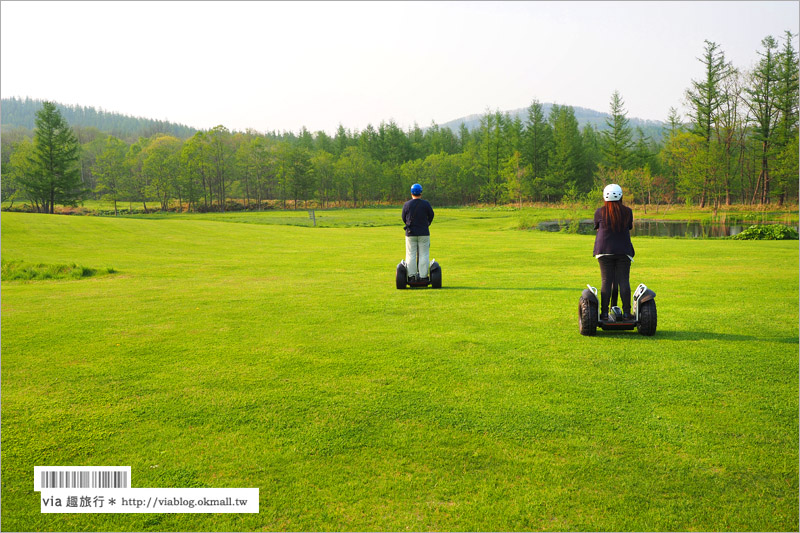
left=578, top=297, right=598, bottom=336
left=396, top=264, right=407, bottom=290
left=637, top=300, right=657, bottom=336
left=430, top=265, right=442, bottom=288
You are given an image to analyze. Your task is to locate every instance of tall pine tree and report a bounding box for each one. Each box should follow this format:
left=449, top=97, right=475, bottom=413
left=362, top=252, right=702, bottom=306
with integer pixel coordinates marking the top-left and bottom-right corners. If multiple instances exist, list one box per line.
left=522, top=99, right=552, bottom=184
left=600, top=90, right=633, bottom=171
left=546, top=105, right=584, bottom=199
left=772, top=31, right=800, bottom=204
left=20, top=101, right=84, bottom=213
left=745, top=36, right=781, bottom=204
left=686, top=40, right=730, bottom=206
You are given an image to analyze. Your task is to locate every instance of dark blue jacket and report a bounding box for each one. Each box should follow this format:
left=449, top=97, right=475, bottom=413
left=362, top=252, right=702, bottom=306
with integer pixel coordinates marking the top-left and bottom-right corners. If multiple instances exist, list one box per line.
left=593, top=204, right=634, bottom=257
left=402, top=198, right=434, bottom=236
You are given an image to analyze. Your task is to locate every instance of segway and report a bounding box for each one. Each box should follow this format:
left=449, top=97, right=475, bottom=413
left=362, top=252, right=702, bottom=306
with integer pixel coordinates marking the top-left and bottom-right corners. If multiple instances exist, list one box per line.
left=578, top=282, right=657, bottom=336
left=396, top=259, right=442, bottom=289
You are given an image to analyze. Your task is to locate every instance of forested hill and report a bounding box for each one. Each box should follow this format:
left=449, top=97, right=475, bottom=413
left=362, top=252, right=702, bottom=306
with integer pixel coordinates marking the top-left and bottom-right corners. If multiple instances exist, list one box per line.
left=1, top=97, right=198, bottom=140
left=439, top=103, right=666, bottom=141
left=3, top=96, right=668, bottom=142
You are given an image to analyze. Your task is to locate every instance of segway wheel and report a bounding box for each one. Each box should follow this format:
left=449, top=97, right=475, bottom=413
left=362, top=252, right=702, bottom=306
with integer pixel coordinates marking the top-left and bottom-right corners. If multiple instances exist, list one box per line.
left=430, top=265, right=442, bottom=289
left=578, top=297, right=598, bottom=336
left=637, top=300, right=657, bottom=336
left=396, top=264, right=407, bottom=290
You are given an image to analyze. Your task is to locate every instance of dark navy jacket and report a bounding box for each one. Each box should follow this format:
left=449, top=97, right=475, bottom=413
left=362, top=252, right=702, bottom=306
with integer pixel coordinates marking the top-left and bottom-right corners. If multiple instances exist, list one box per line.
left=593, top=204, right=635, bottom=257
left=401, top=198, right=435, bottom=237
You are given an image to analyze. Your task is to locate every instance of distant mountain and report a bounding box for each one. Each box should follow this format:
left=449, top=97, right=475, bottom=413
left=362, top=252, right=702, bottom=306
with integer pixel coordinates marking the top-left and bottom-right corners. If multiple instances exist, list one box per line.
left=437, top=103, right=667, bottom=142
left=1, top=97, right=198, bottom=140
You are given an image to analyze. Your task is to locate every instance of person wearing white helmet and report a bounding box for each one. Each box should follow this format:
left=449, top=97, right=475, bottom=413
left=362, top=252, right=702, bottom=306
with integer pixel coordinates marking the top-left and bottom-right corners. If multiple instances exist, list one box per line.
left=402, top=183, right=435, bottom=282
left=593, top=184, right=635, bottom=321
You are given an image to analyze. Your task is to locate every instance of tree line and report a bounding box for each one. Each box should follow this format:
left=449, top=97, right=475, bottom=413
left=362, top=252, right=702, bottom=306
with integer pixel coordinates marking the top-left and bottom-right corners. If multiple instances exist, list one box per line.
left=2, top=33, right=797, bottom=214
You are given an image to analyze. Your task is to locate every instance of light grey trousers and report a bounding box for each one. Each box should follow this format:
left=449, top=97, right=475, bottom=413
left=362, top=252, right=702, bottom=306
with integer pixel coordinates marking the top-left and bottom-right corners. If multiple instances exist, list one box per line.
left=405, top=235, right=430, bottom=278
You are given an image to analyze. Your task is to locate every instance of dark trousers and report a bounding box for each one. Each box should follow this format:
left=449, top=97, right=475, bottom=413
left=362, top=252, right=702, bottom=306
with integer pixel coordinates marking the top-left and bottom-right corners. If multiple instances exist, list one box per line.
left=598, top=254, right=631, bottom=314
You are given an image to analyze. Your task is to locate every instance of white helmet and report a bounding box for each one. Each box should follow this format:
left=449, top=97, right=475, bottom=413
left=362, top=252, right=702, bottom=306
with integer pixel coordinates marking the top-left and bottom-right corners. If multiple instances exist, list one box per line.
left=603, top=184, right=623, bottom=201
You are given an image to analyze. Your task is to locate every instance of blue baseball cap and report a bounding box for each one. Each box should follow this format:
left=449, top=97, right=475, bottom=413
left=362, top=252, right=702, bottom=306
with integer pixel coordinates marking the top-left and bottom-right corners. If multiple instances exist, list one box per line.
left=411, top=183, right=423, bottom=195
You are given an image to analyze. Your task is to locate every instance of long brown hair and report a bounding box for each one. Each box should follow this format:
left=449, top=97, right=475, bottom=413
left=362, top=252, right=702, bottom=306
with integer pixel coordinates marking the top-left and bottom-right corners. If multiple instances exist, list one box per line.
left=604, top=200, right=626, bottom=232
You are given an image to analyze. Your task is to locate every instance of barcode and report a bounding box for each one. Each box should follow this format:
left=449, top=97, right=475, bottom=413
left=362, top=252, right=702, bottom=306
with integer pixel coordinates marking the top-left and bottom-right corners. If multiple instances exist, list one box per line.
left=40, top=470, right=128, bottom=489
left=34, top=466, right=131, bottom=491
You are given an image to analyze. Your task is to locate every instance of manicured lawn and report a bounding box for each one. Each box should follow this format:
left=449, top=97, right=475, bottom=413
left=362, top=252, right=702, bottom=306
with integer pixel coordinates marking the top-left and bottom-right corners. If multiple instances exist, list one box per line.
left=1, top=208, right=797, bottom=531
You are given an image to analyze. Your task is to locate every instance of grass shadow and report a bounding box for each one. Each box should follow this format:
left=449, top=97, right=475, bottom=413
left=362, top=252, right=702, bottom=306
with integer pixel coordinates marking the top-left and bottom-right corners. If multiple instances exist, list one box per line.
left=656, top=330, right=798, bottom=344
left=440, top=286, right=575, bottom=291
left=589, top=330, right=798, bottom=344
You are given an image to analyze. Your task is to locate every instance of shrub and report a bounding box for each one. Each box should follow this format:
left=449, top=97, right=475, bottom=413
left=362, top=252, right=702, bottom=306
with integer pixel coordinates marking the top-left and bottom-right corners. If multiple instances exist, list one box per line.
left=560, top=219, right=581, bottom=234
left=1, top=204, right=36, bottom=213
left=517, top=215, right=535, bottom=230
left=224, top=200, right=246, bottom=211
left=55, top=206, right=93, bottom=216
left=732, top=224, right=799, bottom=240
left=1, top=260, right=116, bottom=281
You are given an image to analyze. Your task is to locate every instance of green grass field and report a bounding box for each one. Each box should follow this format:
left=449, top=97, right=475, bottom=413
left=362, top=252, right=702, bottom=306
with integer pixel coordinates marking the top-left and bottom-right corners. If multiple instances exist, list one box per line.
left=1, top=208, right=797, bottom=531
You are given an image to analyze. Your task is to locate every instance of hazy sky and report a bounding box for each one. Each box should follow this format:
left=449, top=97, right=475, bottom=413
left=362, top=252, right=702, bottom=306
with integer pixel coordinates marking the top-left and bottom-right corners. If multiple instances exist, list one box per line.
left=1, top=1, right=798, bottom=135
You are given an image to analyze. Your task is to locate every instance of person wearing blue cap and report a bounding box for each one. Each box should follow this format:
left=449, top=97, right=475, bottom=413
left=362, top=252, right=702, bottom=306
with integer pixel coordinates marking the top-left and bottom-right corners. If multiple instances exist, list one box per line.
left=401, top=183, right=435, bottom=282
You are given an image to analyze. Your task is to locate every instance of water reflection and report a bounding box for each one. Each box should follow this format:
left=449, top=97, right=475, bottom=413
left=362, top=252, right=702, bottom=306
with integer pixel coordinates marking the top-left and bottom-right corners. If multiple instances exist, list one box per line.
left=536, top=219, right=791, bottom=238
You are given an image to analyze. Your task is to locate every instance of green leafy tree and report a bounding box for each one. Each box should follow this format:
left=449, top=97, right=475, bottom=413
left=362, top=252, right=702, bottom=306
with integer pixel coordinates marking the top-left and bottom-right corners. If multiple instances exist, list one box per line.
left=715, top=67, right=748, bottom=205
left=314, top=130, right=335, bottom=154
left=421, top=151, right=462, bottom=204
left=478, top=110, right=509, bottom=205
left=253, top=137, right=277, bottom=209
left=181, top=132, right=211, bottom=210
left=399, top=158, right=425, bottom=201
left=275, top=141, right=292, bottom=209
left=19, top=101, right=85, bottom=213
left=408, top=123, right=426, bottom=161
left=455, top=146, right=482, bottom=204
left=334, top=124, right=352, bottom=157
left=581, top=124, right=601, bottom=189
left=359, top=124, right=382, bottom=162
left=311, top=151, right=335, bottom=208
left=502, top=151, right=529, bottom=208
left=458, top=123, right=471, bottom=152
left=288, top=146, right=314, bottom=208
left=142, top=135, right=182, bottom=211
left=93, top=136, right=129, bottom=215
left=335, top=146, right=371, bottom=207
left=126, top=137, right=153, bottom=211
left=660, top=131, right=708, bottom=204
left=630, top=127, right=656, bottom=171
left=297, top=127, right=314, bottom=151
left=381, top=120, right=412, bottom=167
left=74, top=126, right=107, bottom=195
left=235, top=136, right=255, bottom=208
left=206, top=125, right=233, bottom=210
left=6, top=137, right=36, bottom=208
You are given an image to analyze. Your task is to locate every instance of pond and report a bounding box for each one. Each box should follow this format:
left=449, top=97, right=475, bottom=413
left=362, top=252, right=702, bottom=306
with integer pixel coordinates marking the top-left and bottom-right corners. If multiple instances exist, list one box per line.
left=536, top=219, right=793, bottom=238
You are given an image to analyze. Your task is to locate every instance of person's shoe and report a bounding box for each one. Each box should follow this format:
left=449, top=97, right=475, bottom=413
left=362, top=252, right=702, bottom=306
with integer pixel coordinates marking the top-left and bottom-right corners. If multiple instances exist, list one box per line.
left=599, top=312, right=610, bottom=322
left=419, top=277, right=429, bottom=283
left=622, top=312, right=635, bottom=321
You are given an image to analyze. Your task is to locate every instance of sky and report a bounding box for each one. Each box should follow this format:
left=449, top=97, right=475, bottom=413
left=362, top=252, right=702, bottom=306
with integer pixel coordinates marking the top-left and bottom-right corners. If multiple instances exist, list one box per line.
left=1, top=1, right=798, bottom=135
